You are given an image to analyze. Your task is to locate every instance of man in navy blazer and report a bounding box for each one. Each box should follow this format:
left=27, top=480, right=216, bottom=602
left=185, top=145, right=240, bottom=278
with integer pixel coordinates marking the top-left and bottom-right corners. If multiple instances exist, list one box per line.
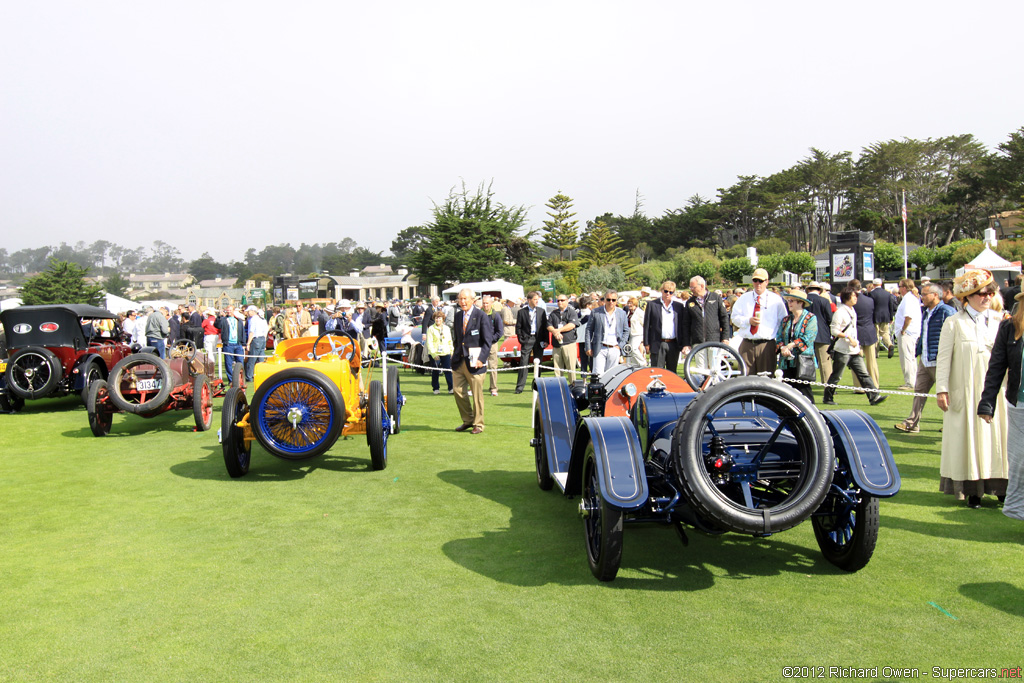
left=585, top=290, right=630, bottom=376
left=452, top=288, right=493, bottom=434
left=643, top=280, right=686, bottom=373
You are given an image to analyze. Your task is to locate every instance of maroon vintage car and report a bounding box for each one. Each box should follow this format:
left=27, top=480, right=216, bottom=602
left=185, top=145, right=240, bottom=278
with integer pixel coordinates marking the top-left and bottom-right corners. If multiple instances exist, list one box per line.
left=86, top=339, right=239, bottom=436
left=0, top=304, right=133, bottom=412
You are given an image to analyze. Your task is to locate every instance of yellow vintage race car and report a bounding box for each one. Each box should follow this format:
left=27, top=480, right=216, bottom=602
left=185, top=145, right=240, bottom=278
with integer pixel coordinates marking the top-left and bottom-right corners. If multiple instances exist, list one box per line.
left=219, top=332, right=404, bottom=478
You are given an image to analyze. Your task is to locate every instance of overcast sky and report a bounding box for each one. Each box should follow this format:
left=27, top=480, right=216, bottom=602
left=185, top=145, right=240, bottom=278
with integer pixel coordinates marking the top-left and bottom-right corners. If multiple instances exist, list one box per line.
left=2, top=0, right=1021, bottom=265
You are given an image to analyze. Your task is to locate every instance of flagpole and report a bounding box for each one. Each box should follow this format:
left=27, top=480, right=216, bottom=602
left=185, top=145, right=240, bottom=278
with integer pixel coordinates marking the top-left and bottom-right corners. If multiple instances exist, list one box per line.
left=901, top=189, right=908, bottom=279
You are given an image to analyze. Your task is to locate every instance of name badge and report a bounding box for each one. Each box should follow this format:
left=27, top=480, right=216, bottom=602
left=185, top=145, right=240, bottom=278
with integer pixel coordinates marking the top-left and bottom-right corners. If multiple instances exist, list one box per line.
left=470, top=329, right=479, bottom=336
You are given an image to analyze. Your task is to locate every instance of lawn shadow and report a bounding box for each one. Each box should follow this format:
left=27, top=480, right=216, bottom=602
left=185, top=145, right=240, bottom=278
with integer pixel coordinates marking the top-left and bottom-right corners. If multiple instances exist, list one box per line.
left=884, top=496, right=1021, bottom=543
left=889, top=463, right=941, bottom=481
left=438, top=468, right=840, bottom=590
left=170, top=439, right=376, bottom=481
left=62, top=409, right=202, bottom=439
left=7, top=395, right=83, bottom=415
left=958, top=582, right=1024, bottom=618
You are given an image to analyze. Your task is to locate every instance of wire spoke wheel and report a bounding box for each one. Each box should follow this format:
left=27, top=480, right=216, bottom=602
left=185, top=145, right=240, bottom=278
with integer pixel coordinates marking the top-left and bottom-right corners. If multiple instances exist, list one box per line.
left=6, top=348, right=61, bottom=399
left=250, top=367, right=344, bottom=461
left=533, top=408, right=553, bottom=490
left=812, top=490, right=879, bottom=572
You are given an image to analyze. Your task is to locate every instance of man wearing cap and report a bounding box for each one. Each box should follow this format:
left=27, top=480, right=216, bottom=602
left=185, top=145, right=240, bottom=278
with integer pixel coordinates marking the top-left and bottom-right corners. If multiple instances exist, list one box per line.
left=805, top=282, right=834, bottom=384
left=452, top=288, right=493, bottom=434
left=643, top=280, right=686, bottom=373
left=244, top=305, right=269, bottom=383
left=731, top=268, right=787, bottom=375
left=868, top=279, right=897, bottom=358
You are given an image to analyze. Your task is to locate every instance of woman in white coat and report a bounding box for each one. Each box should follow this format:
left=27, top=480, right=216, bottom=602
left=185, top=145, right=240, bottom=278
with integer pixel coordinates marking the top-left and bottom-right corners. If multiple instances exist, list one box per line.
left=935, top=269, right=1009, bottom=508
left=626, top=296, right=646, bottom=365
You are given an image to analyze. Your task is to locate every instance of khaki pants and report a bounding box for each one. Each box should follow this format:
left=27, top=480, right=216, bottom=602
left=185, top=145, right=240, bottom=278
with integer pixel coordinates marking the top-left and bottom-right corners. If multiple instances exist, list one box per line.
left=453, top=362, right=485, bottom=430
left=876, top=322, right=893, bottom=351
left=814, top=342, right=833, bottom=385
left=552, top=343, right=578, bottom=382
left=852, top=343, right=879, bottom=389
left=485, top=340, right=502, bottom=392
left=903, top=360, right=936, bottom=429
left=738, top=338, right=777, bottom=376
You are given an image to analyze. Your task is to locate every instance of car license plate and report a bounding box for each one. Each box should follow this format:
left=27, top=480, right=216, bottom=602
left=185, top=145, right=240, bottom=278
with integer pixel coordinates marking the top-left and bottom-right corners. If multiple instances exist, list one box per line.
left=137, top=378, right=161, bottom=391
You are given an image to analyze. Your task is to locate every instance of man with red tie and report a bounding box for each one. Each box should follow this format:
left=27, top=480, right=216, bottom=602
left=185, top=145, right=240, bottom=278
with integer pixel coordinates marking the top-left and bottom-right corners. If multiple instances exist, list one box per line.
left=730, top=267, right=787, bottom=375
left=452, top=288, right=494, bottom=434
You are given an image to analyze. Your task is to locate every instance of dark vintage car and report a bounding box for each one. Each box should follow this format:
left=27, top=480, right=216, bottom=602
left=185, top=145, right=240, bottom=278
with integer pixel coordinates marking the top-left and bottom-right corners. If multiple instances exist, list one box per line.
left=531, top=355, right=900, bottom=581
left=0, top=304, right=133, bottom=412
left=86, top=339, right=235, bottom=436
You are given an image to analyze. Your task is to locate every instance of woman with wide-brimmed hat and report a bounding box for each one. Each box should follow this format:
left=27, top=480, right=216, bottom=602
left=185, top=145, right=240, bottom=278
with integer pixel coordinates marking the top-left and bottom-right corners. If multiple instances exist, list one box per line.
left=936, top=269, right=1009, bottom=508
left=775, top=290, right=818, bottom=404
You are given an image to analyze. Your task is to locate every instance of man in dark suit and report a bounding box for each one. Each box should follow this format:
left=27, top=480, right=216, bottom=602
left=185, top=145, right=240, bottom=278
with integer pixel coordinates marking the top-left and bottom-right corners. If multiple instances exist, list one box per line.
left=643, top=280, right=686, bottom=373
left=452, top=288, right=493, bottom=434
left=680, top=276, right=730, bottom=354
left=805, top=282, right=834, bottom=384
left=514, top=291, right=548, bottom=393
left=850, top=279, right=879, bottom=389
left=867, top=279, right=897, bottom=358
left=421, top=297, right=439, bottom=336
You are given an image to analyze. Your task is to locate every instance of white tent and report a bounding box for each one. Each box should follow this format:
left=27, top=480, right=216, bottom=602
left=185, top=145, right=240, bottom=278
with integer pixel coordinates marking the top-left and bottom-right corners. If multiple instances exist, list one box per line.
left=441, top=279, right=525, bottom=302
left=104, top=292, right=138, bottom=313
left=956, top=246, right=1022, bottom=285
left=0, top=297, right=22, bottom=311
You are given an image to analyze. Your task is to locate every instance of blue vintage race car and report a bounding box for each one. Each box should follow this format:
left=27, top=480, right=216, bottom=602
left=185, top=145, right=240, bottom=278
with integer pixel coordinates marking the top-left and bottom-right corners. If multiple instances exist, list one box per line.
left=531, top=367, right=900, bottom=581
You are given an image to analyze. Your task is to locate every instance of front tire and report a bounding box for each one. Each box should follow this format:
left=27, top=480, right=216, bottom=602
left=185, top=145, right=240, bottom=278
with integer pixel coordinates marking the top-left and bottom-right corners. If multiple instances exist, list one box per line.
left=250, top=366, right=344, bottom=460
left=582, top=446, right=623, bottom=581
left=386, top=366, right=402, bottom=434
left=79, top=361, right=104, bottom=406
left=812, top=494, right=879, bottom=572
left=534, top=408, right=553, bottom=491
left=87, top=379, right=113, bottom=437
left=367, top=379, right=389, bottom=470
left=192, top=373, right=213, bottom=431
left=221, top=386, right=252, bottom=478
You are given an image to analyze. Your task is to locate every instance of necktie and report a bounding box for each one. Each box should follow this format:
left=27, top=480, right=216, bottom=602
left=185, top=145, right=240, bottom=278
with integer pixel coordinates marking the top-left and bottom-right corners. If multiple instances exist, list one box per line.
left=463, top=310, right=470, bottom=334
left=750, top=296, right=761, bottom=335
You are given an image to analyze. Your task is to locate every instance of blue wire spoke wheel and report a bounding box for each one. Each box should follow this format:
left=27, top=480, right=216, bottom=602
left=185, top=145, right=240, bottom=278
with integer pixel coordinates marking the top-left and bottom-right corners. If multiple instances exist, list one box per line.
left=250, top=367, right=345, bottom=461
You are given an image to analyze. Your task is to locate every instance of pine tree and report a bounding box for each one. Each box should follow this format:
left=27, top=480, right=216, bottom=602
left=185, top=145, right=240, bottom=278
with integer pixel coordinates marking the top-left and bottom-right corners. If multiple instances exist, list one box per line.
left=579, top=221, right=636, bottom=277
left=20, top=260, right=104, bottom=306
left=541, top=192, right=580, bottom=261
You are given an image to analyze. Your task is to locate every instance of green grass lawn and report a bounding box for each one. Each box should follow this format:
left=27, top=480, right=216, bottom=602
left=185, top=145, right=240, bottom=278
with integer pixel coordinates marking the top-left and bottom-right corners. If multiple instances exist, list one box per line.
left=1, top=356, right=1021, bottom=682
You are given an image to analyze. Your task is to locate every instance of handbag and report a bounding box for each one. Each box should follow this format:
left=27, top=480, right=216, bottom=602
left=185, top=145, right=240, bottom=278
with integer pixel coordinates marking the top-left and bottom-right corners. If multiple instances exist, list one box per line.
left=795, top=354, right=816, bottom=382
left=826, top=322, right=851, bottom=359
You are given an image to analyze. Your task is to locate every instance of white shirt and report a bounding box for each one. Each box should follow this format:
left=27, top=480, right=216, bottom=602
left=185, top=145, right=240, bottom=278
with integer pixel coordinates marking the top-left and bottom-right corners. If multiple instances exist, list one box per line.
left=602, top=309, right=616, bottom=345
left=247, top=313, right=269, bottom=342
left=659, top=301, right=676, bottom=340
left=894, top=293, right=921, bottom=338
left=133, top=316, right=147, bottom=345
left=730, top=290, right=787, bottom=340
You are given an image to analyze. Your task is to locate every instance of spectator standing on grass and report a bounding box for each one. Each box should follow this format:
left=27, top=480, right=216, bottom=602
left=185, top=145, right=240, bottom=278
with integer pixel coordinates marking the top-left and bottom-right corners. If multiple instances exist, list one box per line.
left=297, top=303, right=313, bottom=337
left=452, top=288, right=492, bottom=433
left=893, top=278, right=921, bottom=390
left=776, top=290, right=817, bottom=404
left=978, top=290, right=1024, bottom=521
left=823, top=287, right=886, bottom=407
left=681, top=275, right=730, bottom=364
left=514, top=291, right=548, bottom=394
left=731, top=268, right=787, bottom=376
left=244, top=306, right=268, bottom=383
left=425, top=310, right=454, bottom=395
left=202, top=309, right=219, bottom=361
left=626, top=296, right=645, bottom=366
left=421, top=297, right=439, bottom=337
left=644, top=280, right=686, bottom=374
left=134, top=308, right=149, bottom=347
left=936, top=270, right=1008, bottom=509
left=868, top=279, right=897, bottom=358
left=895, top=283, right=955, bottom=434
left=586, top=289, right=629, bottom=376
left=168, top=307, right=181, bottom=346
left=577, top=295, right=597, bottom=377
left=216, top=305, right=246, bottom=384
left=482, top=295, right=504, bottom=396
left=849, top=279, right=880, bottom=389
left=145, top=306, right=170, bottom=359
left=548, top=294, right=580, bottom=381
left=805, top=282, right=834, bottom=384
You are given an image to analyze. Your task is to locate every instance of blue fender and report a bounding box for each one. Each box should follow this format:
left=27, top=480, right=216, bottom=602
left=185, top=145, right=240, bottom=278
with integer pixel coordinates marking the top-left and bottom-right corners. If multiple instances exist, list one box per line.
left=821, top=409, right=901, bottom=497
left=72, top=353, right=107, bottom=391
left=533, top=377, right=579, bottom=480
left=633, top=391, right=697, bottom=456
left=564, top=416, right=647, bottom=510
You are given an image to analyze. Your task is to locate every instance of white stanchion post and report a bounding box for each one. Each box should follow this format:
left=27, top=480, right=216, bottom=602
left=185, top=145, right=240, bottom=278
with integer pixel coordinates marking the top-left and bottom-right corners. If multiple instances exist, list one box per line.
left=533, top=357, right=540, bottom=380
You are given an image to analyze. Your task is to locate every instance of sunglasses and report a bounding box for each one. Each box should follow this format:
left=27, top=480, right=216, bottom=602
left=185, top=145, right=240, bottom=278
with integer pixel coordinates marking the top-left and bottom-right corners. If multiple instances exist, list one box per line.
left=752, top=278, right=766, bottom=284
left=662, top=290, right=675, bottom=294
left=604, top=298, right=617, bottom=302
left=557, top=298, right=567, bottom=302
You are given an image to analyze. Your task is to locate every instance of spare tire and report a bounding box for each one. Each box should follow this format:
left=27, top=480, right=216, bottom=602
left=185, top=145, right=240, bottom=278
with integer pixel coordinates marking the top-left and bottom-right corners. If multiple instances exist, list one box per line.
left=6, top=347, right=62, bottom=399
left=108, top=354, right=174, bottom=414
left=671, top=376, right=834, bottom=535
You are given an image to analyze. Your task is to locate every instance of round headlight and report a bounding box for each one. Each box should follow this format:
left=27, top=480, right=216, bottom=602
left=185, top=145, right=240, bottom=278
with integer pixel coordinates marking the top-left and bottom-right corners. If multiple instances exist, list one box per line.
left=622, top=383, right=637, bottom=398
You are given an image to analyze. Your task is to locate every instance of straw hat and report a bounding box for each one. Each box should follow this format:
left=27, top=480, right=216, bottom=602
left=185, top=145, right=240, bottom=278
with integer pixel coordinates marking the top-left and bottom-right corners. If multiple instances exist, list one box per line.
left=782, top=290, right=811, bottom=307
left=952, top=269, right=994, bottom=300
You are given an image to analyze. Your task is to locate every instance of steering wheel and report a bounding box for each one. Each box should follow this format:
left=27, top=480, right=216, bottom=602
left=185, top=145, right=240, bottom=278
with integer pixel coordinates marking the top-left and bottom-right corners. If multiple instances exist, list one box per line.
left=312, top=332, right=359, bottom=361
left=682, top=342, right=747, bottom=392
left=172, top=338, right=198, bottom=361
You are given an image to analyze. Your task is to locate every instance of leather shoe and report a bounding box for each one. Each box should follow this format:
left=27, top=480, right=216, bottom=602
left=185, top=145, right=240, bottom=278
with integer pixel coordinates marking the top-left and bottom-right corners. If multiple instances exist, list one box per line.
left=514, top=389, right=523, bottom=394
left=888, top=346, right=895, bottom=359
left=471, top=426, right=484, bottom=434
left=822, top=399, right=836, bottom=405
left=869, top=395, right=887, bottom=406
left=454, top=424, right=472, bottom=432
left=967, top=495, right=981, bottom=509
left=894, top=422, right=919, bottom=433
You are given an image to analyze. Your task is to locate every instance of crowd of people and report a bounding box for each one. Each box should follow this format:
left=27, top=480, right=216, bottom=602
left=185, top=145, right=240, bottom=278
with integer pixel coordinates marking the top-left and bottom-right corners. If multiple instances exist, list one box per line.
left=99, top=268, right=1021, bottom=521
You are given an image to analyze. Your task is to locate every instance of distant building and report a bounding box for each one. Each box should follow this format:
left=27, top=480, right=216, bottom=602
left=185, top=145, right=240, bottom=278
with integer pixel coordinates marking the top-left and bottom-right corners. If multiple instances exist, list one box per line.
left=991, top=210, right=1023, bottom=240
left=126, top=272, right=194, bottom=299
left=330, top=264, right=434, bottom=302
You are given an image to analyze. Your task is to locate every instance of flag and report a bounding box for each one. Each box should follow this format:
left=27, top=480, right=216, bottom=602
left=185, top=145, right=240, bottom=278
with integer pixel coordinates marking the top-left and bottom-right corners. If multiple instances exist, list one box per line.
left=901, top=194, right=907, bottom=224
